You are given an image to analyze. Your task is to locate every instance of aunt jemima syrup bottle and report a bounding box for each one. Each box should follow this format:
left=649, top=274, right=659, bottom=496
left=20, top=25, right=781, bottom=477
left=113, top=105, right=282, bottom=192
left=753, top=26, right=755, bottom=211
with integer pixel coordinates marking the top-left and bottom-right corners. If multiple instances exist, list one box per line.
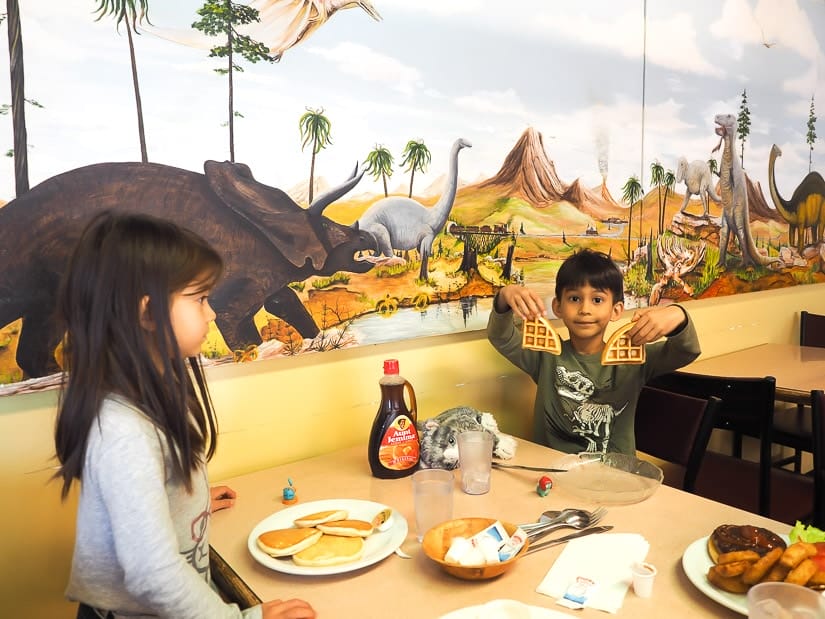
left=368, top=359, right=420, bottom=478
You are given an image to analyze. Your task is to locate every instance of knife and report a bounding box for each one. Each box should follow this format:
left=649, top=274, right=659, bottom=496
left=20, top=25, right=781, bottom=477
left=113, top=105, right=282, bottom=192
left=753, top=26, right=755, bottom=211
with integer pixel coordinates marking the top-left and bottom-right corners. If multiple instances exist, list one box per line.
left=524, top=525, right=613, bottom=556
left=492, top=462, right=568, bottom=473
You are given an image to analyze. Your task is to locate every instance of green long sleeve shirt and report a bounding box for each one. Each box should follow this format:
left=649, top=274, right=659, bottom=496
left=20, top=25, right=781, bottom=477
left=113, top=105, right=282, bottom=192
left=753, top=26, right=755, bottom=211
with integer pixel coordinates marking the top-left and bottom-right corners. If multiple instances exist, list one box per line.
left=487, top=306, right=701, bottom=455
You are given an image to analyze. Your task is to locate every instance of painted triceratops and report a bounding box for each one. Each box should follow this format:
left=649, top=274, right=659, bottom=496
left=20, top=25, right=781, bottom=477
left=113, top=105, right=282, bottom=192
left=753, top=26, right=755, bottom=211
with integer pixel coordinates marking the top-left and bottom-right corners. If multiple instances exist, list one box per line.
left=0, top=160, right=377, bottom=378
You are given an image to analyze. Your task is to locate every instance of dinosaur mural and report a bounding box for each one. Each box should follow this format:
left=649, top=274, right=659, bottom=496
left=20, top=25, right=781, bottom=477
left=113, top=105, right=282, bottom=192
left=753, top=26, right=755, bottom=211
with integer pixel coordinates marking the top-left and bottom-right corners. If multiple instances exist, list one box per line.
left=712, top=113, right=780, bottom=269
left=676, top=157, right=720, bottom=217
left=768, top=144, right=825, bottom=253
left=0, top=160, right=377, bottom=378
left=356, top=138, right=472, bottom=280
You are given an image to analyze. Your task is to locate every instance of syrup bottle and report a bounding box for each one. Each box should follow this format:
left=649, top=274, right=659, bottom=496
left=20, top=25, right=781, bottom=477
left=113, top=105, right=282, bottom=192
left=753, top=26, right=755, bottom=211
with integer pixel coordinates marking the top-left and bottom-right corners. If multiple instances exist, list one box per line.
left=368, top=359, right=420, bottom=478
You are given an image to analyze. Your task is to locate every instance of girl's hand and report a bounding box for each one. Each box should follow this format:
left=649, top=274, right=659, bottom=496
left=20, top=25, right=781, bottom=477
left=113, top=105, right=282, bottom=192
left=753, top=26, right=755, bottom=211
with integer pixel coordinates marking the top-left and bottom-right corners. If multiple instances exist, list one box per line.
left=261, top=598, right=317, bottom=619
left=210, top=485, right=236, bottom=513
left=497, top=285, right=547, bottom=321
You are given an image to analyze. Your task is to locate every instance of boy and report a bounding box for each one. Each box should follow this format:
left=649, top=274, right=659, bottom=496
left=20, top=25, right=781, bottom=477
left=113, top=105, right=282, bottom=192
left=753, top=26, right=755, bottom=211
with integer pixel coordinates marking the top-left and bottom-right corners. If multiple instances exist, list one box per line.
left=487, top=249, right=700, bottom=455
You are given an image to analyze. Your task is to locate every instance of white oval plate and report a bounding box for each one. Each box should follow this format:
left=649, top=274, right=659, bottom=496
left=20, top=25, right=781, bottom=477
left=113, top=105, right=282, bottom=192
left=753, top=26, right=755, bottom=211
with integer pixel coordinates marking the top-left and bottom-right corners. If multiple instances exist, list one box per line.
left=247, top=499, right=408, bottom=576
left=682, top=536, right=747, bottom=615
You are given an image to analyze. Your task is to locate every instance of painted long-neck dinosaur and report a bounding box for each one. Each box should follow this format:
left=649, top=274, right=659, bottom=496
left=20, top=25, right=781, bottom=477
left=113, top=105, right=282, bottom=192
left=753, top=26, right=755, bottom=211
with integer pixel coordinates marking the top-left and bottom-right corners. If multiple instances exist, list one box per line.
left=768, top=144, right=825, bottom=253
left=712, top=113, right=779, bottom=268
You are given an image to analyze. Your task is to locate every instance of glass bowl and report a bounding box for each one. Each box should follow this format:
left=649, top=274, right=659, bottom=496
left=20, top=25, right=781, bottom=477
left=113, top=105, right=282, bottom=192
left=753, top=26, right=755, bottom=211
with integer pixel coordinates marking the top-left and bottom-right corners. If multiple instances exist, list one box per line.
left=553, top=452, right=664, bottom=505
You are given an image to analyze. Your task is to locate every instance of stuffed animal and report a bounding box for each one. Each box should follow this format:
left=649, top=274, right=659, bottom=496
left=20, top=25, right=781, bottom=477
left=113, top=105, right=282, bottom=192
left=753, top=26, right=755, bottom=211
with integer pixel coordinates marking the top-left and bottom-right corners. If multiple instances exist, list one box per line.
left=417, top=406, right=518, bottom=469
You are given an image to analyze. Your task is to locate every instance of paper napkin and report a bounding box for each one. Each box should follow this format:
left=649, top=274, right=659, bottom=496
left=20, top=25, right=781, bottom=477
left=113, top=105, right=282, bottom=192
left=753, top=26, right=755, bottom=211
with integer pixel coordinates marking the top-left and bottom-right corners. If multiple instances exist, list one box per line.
left=438, top=599, right=575, bottom=619
left=535, top=533, right=650, bottom=614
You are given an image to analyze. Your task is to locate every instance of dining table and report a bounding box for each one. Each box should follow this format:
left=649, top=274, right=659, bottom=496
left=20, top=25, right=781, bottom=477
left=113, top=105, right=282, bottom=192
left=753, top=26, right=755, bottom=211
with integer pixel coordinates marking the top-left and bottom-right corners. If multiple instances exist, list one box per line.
left=685, top=343, right=825, bottom=405
left=208, top=438, right=792, bottom=618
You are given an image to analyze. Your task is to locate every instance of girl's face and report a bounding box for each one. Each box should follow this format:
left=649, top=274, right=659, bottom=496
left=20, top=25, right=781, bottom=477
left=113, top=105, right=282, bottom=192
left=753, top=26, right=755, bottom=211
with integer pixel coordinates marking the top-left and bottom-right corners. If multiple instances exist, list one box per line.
left=169, top=282, right=217, bottom=358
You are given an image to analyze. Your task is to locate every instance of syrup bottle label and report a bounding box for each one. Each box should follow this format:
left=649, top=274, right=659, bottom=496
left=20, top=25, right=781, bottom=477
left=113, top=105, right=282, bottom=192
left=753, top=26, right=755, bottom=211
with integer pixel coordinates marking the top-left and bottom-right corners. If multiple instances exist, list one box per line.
left=377, top=415, right=419, bottom=470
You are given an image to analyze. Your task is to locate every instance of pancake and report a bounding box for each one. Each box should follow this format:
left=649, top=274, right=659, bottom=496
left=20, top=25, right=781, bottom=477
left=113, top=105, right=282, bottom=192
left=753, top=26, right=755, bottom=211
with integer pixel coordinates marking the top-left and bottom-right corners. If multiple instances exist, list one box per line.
left=293, top=509, right=348, bottom=528
left=316, top=519, right=374, bottom=537
left=292, top=534, right=365, bottom=567
left=257, top=527, right=323, bottom=557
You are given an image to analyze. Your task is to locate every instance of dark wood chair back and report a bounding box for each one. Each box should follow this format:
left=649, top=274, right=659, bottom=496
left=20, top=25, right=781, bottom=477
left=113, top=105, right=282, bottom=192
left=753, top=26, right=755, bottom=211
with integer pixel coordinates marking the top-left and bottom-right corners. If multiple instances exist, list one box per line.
left=800, top=311, right=825, bottom=348
left=812, top=389, right=825, bottom=528
left=635, top=386, right=721, bottom=494
left=647, top=371, right=776, bottom=516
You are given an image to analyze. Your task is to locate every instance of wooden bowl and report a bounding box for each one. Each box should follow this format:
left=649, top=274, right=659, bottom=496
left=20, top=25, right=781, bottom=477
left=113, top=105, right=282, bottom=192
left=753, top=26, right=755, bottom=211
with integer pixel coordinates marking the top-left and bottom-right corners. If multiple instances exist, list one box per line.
left=421, top=517, right=529, bottom=580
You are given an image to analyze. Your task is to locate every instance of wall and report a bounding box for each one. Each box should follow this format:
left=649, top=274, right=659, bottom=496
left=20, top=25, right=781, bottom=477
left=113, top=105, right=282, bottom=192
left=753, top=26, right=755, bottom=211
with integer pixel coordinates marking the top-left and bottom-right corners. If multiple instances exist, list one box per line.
left=2, top=283, right=824, bottom=618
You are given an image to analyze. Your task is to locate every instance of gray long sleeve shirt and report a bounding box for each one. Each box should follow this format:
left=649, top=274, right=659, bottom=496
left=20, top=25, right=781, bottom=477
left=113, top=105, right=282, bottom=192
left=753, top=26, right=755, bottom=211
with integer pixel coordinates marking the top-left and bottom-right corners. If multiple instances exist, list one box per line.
left=66, top=395, right=261, bottom=619
left=487, top=307, right=701, bottom=455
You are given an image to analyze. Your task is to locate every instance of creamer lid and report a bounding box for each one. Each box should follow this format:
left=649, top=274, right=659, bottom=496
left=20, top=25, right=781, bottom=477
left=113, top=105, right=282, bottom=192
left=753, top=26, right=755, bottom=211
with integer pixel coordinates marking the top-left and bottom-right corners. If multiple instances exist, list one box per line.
left=383, top=359, right=399, bottom=374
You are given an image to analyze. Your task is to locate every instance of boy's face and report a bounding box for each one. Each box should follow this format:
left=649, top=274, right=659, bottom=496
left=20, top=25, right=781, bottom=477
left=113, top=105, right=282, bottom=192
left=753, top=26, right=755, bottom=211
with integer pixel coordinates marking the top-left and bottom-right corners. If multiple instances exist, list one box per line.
left=551, top=283, right=624, bottom=341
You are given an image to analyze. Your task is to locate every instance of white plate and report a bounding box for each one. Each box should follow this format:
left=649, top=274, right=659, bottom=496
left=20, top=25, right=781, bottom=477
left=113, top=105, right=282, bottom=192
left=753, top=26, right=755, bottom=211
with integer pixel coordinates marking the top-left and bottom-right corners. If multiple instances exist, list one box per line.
left=681, top=534, right=791, bottom=616
left=247, top=499, right=408, bottom=576
left=682, top=536, right=747, bottom=615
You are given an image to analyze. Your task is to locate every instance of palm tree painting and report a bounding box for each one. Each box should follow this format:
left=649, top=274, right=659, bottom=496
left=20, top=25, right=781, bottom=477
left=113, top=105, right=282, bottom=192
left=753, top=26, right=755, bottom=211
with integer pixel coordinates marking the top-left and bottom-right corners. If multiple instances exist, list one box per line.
left=649, top=160, right=664, bottom=240
left=5, top=0, right=28, bottom=196
left=298, top=107, right=332, bottom=204
left=364, top=145, right=393, bottom=197
left=94, top=0, right=151, bottom=163
left=622, top=175, right=643, bottom=265
left=401, top=139, right=431, bottom=198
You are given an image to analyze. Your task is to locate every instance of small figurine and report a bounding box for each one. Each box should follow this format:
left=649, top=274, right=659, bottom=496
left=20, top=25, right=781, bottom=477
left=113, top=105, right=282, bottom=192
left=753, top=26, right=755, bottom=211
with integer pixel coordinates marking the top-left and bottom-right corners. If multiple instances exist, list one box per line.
left=536, top=475, right=553, bottom=496
left=282, top=477, right=298, bottom=504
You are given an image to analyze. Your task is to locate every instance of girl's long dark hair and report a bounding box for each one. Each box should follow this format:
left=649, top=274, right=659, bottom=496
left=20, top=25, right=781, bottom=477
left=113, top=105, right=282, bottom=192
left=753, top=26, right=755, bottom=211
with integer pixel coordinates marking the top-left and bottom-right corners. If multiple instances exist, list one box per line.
left=54, top=211, right=223, bottom=499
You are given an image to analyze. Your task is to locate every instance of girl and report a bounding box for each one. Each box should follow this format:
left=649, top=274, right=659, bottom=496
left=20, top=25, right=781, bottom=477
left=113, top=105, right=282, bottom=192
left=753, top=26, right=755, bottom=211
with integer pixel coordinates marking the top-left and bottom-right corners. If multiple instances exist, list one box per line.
left=54, top=212, right=316, bottom=619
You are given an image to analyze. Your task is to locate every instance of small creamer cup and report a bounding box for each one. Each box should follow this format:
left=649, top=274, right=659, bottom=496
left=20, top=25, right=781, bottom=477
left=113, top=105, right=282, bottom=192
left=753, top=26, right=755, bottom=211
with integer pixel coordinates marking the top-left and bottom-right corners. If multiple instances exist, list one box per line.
left=457, top=430, right=494, bottom=494
left=631, top=561, right=657, bottom=598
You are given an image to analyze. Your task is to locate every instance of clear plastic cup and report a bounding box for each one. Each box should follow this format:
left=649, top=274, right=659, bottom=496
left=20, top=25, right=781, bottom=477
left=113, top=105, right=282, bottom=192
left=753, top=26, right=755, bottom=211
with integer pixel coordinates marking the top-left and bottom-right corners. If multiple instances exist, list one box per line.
left=457, top=431, right=494, bottom=494
left=746, top=581, right=825, bottom=618
left=412, top=468, right=454, bottom=542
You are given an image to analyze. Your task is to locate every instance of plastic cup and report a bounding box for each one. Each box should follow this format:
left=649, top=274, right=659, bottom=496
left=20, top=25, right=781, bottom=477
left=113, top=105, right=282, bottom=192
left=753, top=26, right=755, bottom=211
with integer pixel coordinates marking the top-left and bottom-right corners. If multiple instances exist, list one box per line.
left=412, top=468, right=454, bottom=542
left=746, top=581, right=825, bottom=618
left=631, top=561, right=657, bottom=598
left=457, top=430, right=494, bottom=494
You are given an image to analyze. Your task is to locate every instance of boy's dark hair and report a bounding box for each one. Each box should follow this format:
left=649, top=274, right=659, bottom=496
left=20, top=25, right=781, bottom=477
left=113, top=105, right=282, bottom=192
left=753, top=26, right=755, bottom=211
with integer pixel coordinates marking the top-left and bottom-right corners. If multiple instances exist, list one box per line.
left=555, top=249, right=624, bottom=303
left=54, top=211, right=223, bottom=499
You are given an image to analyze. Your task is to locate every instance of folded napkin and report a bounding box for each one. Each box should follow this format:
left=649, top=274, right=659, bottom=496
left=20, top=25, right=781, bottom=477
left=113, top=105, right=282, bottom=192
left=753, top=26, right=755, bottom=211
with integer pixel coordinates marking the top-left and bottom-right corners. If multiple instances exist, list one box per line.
left=536, top=533, right=649, bottom=614
left=438, top=599, right=575, bottom=619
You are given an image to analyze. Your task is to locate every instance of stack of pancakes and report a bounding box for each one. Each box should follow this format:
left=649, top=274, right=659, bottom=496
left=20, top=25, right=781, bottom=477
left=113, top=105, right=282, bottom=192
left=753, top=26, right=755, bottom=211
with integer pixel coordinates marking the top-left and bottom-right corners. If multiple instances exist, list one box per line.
left=256, top=509, right=375, bottom=567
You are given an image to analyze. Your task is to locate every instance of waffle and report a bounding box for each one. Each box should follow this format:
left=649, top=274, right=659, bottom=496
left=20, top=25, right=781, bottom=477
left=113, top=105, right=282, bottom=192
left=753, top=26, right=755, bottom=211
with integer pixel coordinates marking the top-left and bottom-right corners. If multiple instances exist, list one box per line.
left=601, top=321, right=646, bottom=365
left=522, top=317, right=562, bottom=355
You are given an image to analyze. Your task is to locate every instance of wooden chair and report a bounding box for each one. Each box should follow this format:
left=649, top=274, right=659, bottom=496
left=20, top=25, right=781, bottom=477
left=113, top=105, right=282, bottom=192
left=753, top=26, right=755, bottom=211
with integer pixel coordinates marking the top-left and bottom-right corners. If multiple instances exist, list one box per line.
left=691, top=389, right=823, bottom=527
left=647, top=372, right=776, bottom=516
left=773, top=311, right=825, bottom=472
left=634, top=385, right=721, bottom=494
left=812, top=389, right=825, bottom=528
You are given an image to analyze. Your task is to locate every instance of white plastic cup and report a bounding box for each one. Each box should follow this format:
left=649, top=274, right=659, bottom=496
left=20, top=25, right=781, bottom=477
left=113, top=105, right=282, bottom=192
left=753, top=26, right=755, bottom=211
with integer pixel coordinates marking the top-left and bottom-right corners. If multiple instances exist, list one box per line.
left=631, top=561, right=657, bottom=598
left=457, top=430, right=494, bottom=494
left=412, top=468, right=454, bottom=542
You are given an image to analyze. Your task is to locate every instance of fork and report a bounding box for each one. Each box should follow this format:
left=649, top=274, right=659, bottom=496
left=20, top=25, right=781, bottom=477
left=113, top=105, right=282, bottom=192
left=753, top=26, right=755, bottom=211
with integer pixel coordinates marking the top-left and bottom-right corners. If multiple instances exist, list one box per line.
left=522, top=507, right=607, bottom=543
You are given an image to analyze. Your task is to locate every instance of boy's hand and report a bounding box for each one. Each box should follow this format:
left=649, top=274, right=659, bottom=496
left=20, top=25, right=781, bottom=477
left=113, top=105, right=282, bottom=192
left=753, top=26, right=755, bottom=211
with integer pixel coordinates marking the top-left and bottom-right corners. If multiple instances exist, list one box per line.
left=496, top=285, right=547, bottom=320
left=629, top=305, right=687, bottom=344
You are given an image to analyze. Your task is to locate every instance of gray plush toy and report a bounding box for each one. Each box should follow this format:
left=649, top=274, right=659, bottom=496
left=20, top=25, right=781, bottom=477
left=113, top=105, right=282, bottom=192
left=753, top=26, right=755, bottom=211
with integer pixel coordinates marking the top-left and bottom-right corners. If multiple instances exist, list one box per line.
left=417, top=406, right=518, bottom=469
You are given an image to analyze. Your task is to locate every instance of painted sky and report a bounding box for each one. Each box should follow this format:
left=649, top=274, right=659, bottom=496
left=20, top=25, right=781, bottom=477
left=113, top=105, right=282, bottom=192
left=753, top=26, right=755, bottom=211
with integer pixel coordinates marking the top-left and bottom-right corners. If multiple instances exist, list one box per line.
left=2, top=0, right=825, bottom=205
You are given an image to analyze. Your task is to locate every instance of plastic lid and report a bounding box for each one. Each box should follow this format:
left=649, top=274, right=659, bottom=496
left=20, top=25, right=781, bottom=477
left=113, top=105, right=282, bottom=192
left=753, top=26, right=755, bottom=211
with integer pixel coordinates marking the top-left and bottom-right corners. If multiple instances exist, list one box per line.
left=383, top=359, right=399, bottom=374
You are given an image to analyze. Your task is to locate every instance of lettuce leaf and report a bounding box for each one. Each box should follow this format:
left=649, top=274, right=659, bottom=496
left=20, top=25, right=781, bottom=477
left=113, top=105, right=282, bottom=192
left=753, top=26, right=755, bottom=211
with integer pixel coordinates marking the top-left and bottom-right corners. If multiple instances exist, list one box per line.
left=789, top=521, right=825, bottom=543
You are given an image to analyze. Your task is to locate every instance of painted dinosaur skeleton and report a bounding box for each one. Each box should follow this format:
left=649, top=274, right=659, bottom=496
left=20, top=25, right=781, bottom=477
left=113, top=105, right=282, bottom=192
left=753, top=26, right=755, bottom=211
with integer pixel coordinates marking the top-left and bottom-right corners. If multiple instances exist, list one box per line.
left=712, top=113, right=779, bottom=268
left=649, top=235, right=706, bottom=305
